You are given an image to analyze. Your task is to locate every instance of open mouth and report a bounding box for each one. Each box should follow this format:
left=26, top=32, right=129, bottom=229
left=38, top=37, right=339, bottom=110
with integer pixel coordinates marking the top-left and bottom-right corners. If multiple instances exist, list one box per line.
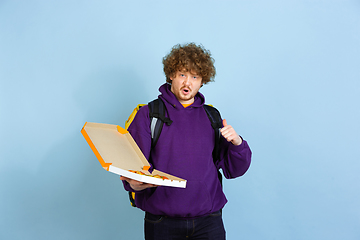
left=182, top=88, right=190, bottom=94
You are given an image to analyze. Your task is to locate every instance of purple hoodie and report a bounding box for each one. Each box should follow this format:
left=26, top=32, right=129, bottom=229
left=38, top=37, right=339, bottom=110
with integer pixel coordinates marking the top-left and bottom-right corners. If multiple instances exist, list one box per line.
left=123, top=83, right=252, bottom=218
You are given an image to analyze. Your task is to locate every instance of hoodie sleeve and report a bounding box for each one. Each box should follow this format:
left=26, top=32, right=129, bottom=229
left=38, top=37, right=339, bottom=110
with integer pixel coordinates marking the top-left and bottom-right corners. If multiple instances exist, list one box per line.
left=216, top=136, right=252, bottom=179
left=121, top=105, right=153, bottom=192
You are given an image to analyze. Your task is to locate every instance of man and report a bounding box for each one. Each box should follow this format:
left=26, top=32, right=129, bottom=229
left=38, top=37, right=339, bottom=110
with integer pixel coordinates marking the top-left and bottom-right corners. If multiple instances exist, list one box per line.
left=121, top=43, right=252, bottom=240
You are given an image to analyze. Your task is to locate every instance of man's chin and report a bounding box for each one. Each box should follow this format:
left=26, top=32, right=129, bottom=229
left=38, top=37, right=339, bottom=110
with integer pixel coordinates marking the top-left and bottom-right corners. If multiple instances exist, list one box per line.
left=180, top=97, right=194, bottom=104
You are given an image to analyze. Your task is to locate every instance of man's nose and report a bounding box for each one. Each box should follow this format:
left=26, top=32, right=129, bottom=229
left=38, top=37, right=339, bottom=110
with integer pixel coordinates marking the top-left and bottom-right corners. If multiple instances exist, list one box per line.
left=183, top=76, right=190, bottom=85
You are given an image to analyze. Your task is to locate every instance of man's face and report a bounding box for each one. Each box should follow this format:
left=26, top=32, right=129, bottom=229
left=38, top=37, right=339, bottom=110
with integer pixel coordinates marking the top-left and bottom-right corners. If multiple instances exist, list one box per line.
left=170, top=70, right=203, bottom=105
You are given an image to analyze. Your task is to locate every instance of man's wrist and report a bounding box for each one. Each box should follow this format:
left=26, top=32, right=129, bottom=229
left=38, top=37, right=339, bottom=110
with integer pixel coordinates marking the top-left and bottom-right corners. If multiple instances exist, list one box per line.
left=232, top=136, right=243, bottom=146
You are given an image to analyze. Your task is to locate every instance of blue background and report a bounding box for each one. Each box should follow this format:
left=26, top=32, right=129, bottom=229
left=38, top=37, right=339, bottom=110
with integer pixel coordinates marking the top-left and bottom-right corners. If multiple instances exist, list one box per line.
left=1, top=1, right=359, bottom=239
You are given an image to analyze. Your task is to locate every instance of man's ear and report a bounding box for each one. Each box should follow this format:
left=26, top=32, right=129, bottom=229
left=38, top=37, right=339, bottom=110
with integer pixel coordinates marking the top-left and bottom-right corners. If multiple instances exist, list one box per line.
left=168, top=74, right=175, bottom=83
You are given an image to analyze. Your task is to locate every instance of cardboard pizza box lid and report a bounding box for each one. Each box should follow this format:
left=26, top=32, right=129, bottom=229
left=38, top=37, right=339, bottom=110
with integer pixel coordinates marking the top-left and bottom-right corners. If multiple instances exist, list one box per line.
left=81, top=122, right=187, bottom=188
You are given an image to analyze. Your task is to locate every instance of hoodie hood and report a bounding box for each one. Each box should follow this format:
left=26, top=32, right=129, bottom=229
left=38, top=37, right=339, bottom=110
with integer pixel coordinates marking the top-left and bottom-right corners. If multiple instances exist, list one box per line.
left=158, top=83, right=205, bottom=108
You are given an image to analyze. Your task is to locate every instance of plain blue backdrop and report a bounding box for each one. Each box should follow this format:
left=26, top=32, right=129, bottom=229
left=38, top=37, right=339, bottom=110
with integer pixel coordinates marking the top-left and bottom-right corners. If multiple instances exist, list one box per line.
left=1, top=0, right=359, bottom=239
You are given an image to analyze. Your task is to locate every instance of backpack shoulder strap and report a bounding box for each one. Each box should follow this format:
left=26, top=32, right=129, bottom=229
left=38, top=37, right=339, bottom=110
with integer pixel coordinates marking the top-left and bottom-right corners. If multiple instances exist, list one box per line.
left=203, top=104, right=222, bottom=162
left=148, top=98, right=173, bottom=148
left=203, top=104, right=223, bottom=186
left=203, top=104, right=222, bottom=129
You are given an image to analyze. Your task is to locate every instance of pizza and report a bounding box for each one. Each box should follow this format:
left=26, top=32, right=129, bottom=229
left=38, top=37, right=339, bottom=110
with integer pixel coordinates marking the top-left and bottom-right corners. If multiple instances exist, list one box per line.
left=128, top=170, right=169, bottom=180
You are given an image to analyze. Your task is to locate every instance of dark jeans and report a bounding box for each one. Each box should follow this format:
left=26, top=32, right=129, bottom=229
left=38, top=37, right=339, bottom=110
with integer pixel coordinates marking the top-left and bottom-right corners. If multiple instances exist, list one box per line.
left=144, top=211, right=226, bottom=240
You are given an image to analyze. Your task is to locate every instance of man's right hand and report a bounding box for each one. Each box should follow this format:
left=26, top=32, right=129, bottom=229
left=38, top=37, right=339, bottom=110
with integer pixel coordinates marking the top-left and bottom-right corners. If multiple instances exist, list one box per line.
left=120, top=176, right=158, bottom=191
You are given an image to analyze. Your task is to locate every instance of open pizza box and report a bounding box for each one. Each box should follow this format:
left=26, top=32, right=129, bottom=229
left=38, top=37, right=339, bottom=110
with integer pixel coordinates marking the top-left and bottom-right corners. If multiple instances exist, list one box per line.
left=81, top=122, right=187, bottom=188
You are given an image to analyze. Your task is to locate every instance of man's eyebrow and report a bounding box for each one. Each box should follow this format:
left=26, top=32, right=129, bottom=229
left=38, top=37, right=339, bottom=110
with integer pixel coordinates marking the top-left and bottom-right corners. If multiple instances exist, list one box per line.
left=190, top=72, right=200, bottom=76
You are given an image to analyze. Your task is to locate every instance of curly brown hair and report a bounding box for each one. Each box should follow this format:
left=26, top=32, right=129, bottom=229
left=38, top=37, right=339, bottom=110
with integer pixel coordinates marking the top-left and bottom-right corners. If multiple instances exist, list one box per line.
left=162, top=43, right=216, bottom=84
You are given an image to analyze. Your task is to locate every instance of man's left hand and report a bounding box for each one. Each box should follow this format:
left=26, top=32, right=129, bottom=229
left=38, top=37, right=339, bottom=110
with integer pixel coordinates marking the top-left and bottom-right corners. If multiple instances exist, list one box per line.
left=220, top=119, right=242, bottom=146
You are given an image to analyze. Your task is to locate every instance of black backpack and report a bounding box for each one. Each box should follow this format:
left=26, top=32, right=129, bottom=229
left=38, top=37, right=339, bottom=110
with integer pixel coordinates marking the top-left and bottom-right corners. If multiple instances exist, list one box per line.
left=127, top=98, right=223, bottom=207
